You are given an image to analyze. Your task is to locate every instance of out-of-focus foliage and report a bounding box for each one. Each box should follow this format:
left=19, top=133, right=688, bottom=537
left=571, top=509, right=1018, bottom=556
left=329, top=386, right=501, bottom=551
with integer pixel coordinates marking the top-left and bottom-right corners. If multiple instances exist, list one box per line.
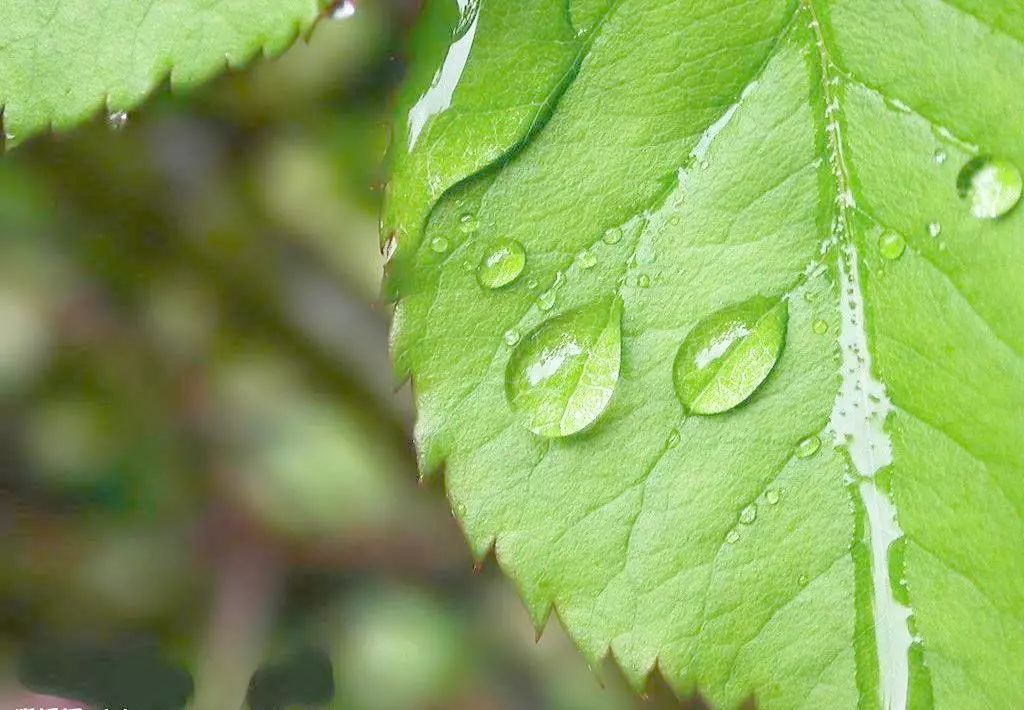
left=0, top=3, right=674, bottom=709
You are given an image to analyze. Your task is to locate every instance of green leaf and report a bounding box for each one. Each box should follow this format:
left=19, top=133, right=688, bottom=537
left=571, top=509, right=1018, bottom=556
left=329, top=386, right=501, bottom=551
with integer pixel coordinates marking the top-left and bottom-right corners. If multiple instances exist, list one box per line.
left=386, top=0, right=1024, bottom=707
left=0, top=0, right=326, bottom=145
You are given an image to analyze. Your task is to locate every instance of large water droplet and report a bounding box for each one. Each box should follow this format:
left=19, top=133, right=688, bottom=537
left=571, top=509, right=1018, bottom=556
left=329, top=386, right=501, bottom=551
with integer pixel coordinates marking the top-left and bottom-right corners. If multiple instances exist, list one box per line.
left=878, top=230, right=906, bottom=261
left=477, top=239, right=526, bottom=289
left=673, top=296, right=788, bottom=415
left=957, top=156, right=1023, bottom=219
left=505, top=297, right=622, bottom=438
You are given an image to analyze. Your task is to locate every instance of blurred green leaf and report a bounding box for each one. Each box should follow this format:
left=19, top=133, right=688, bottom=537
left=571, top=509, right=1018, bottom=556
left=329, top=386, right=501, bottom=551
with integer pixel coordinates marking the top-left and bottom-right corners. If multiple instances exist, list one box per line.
left=0, top=0, right=329, bottom=144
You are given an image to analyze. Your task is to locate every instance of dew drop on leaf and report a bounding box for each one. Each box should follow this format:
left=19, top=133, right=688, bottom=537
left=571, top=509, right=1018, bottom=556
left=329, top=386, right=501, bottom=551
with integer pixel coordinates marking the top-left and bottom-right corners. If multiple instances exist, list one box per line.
left=927, top=222, right=941, bottom=238
left=812, top=319, right=828, bottom=335
left=956, top=156, right=1023, bottom=219
left=933, top=149, right=947, bottom=165
left=796, top=434, right=821, bottom=459
left=798, top=574, right=809, bottom=587
left=476, top=239, right=526, bottom=289
left=765, top=489, right=780, bottom=505
left=458, top=212, right=480, bottom=233
left=430, top=236, right=449, bottom=253
left=505, top=297, right=622, bottom=438
left=666, top=428, right=680, bottom=448
left=602, top=227, right=622, bottom=245
left=672, top=296, right=788, bottom=415
left=878, top=230, right=906, bottom=261
left=725, top=530, right=740, bottom=544
left=635, top=273, right=651, bottom=288
left=329, top=0, right=356, bottom=20
left=537, top=289, right=556, bottom=311
left=526, top=278, right=538, bottom=290
left=107, top=111, right=128, bottom=131
left=739, top=504, right=757, bottom=525
left=503, top=328, right=520, bottom=347
left=577, top=249, right=597, bottom=269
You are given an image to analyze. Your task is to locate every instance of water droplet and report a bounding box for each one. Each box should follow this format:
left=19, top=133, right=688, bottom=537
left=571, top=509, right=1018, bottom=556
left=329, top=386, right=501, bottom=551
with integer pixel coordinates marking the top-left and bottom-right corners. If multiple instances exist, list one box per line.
left=504, top=328, right=521, bottom=346
left=381, top=234, right=397, bottom=263
left=796, top=434, right=821, bottom=459
left=603, top=227, right=622, bottom=245
left=739, top=504, right=757, bottom=525
left=458, top=212, right=480, bottom=233
left=933, top=149, right=947, bottom=165
left=477, top=239, right=526, bottom=289
left=526, top=278, right=538, bottom=290
left=927, top=222, right=941, bottom=238
left=812, top=319, right=828, bottom=335
left=765, top=489, right=780, bottom=505
left=578, top=249, right=597, bottom=269
left=430, top=236, right=449, bottom=253
left=107, top=111, right=128, bottom=131
left=669, top=215, right=681, bottom=226
left=329, top=0, right=356, bottom=20
left=505, top=297, right=623, bottom=437
left=666, top=429, right=680, bottom=448
left=725, top=530, right=740, bottom=544
left=635, top=273, right=651, bottom=288
left=673, top=296, right=788, bottom=415
left=798, top=574, right=809, bottom=587
left=537, top=289, right=556, bottom=311
left=956, top=156, right=1023, bottom=219
left=878, top=230, right=906, bottom=261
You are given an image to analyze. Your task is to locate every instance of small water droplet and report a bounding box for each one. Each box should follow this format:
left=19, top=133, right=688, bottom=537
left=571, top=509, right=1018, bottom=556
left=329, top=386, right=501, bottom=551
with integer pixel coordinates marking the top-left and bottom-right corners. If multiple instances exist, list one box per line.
left=504, top=328, right=521, bottom=346
left=477, top=239, right=526, bottom=289
left=798, top=574, right=809, bottom=587
left=526, top=278, right=538, bottom=290
left=927, top=222, right=941, bottom=238
left=635, top=273, right=651, bottom=288
left=537, top=289, right=556, bottom=311
left=673, top=296, right=788, bottom=415
left=796, top=434, right=821, bottom=459
left=603, top=227, right=623, bottom=245
left=329, top=0, right=356, bottom=19
left=669, top=215, right=681, bottom=226
left=458, top=212, right=480, bottom=233
left=957, top=156, right=1023, bottom=219
left=578, top=249, right=597, bottom=269
left=430, top=236, right=449, bottom=253
left=765, top=489, right=780, bottom=505
left=812, top=319, right=828, bottom=335
left=381, top=234, right=397, bottom=263
left=725, top=530, right=740, bottom=544
left=933, top=149, right=947, bottom=165
left=739, top=504, right=757, bottom=525
left=505, top=297, right=622, bottom=437
left=878, top=230, right=906, bottom=261
left=107, top=111, right=128, bottom=131
left=666, top=429, right=680, bottom=448
left=700, top=160, right=709, bottom=170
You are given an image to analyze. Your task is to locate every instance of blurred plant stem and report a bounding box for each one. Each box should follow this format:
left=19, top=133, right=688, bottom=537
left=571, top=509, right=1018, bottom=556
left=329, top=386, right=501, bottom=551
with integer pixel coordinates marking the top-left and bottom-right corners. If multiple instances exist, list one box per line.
left=191, top=528, right=282, bottom=710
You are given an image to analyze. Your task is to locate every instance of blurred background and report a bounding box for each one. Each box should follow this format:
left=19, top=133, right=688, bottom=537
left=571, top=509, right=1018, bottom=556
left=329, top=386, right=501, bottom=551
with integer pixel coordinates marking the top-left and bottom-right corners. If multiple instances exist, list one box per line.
left=0, top=2, right=681, bottom=709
